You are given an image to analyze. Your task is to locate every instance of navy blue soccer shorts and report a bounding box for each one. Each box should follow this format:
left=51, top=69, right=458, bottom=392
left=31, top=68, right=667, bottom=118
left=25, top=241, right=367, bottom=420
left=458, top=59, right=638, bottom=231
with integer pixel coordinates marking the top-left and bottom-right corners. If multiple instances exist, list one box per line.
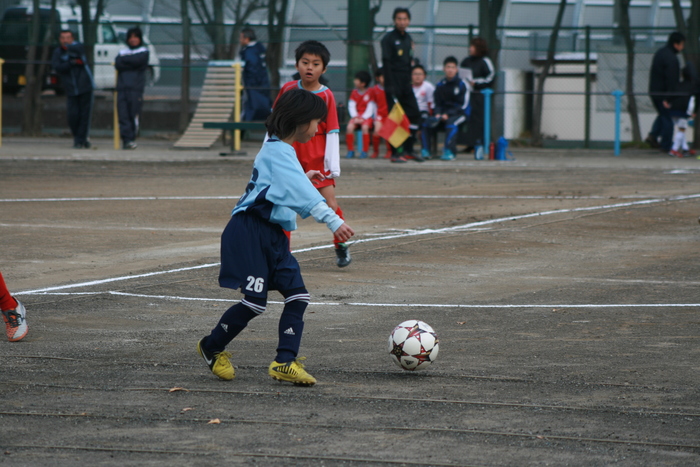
left=219, top=212, right=305, bottom=298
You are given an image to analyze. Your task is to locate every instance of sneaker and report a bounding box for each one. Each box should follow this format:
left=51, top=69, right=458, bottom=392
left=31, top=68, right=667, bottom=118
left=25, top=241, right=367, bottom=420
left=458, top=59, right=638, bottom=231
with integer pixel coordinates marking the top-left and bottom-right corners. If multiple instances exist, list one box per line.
left=345, top=150, right=355, bottom=159
left=335, top=243, right=352, bottom=267
left=268, top=358, right=316, bottom=386
left=370, top=151, right=379, bottom=159
left=124, top=141, right=137, bottom=150
left=669, top=150, right=683, bottom=158
left=684, top=149, right=696, bottom=157
left=383, top=152, right=392, bottom=159
left=2, top=300, right=27, bottom=342
left=645, top=134, right=659, bottom=149
left=197, top=337, right=235, bottom=380
left=73, top=143, right=83, bottom=149
left=409, top=152, right=425, bottom=162
left=83, top=140, right=91, bottom=149
left=359, top=151, right=368, bottom=159
left=421, top=148, right=432, bottom=160
left=391, top=156, right=408, bottom=163
left=440, top=149, right=455, bottom=161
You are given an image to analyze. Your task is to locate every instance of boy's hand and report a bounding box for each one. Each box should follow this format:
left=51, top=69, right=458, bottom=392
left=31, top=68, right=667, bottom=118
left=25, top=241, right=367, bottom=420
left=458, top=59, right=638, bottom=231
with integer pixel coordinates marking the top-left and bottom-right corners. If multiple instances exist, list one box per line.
left=333, top=223, right=355, bottom=243
left=306, top=170, right=326, bottom=182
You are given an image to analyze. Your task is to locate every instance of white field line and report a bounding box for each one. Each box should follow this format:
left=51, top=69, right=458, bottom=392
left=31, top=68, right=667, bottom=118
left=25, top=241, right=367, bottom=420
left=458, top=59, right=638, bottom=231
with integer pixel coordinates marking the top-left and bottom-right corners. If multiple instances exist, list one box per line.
left=21, top=291, right=700, bottom=308
left=0, top=194, right=670, bottom=203
left=15, top=193, right=700, bottom=296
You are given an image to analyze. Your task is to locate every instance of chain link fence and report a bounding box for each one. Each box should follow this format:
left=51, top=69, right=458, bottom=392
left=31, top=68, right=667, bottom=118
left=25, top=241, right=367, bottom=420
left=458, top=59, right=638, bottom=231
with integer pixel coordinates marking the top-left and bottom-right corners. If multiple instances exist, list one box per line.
left=0, top=12, right=691, bottom=146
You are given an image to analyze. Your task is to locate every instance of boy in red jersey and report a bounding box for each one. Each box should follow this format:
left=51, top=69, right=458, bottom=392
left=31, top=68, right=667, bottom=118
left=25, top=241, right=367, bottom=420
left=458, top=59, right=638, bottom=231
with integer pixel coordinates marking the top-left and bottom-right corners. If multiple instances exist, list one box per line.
left=345, top=70, right=375, bottom=159
left=369, top=68, right=391, bottom=159
left=273, top=40, right=351, bottom=267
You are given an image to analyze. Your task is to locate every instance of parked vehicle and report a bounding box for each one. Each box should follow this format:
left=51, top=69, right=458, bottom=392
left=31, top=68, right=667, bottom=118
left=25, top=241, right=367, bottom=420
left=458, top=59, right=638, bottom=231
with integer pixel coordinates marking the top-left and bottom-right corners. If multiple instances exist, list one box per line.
left=0, top=3, right=160, bottom=94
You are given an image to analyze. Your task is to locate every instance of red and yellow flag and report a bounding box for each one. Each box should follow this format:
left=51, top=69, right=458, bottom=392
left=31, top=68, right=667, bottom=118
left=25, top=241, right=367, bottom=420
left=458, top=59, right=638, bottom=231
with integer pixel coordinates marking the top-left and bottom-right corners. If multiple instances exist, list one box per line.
left=377, top=101, right=410, bottom=148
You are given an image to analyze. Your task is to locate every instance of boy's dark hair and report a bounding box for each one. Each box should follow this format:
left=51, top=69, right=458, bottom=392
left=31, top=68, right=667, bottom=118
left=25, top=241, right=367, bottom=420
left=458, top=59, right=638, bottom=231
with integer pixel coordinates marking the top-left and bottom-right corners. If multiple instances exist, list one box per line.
left=241, top=28, right=256, bottom=41
left=295, top=40, right=330, bottom=68
left=354, top=70, right=371, bottom=86
left=668, top=32, right=685, bottom=47
left=266, top=89, right=327, bottom=140
left=374, top=67, right=383, bottom=79
left=126, top=27, right=143, bottom=44
left=470, top=37, right=489, bottom=58
left=393, top=7, right=411, bottom=20
left=412, top=64, right=426, bottom=74
left=443, top=56, right=458, bottom=67
left=59, top=29, right=73, bottom=37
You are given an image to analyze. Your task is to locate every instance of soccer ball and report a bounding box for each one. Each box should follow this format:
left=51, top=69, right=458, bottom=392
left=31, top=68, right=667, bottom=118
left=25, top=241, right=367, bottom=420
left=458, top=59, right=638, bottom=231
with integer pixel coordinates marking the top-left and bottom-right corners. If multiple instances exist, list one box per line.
left=388, top=320, right=439, bottom=371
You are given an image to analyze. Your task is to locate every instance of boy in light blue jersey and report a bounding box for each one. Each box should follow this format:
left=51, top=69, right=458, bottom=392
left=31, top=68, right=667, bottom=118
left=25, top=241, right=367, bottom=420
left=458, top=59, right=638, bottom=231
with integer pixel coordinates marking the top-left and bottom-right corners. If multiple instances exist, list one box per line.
left=197, top=89, right=354, bottom=386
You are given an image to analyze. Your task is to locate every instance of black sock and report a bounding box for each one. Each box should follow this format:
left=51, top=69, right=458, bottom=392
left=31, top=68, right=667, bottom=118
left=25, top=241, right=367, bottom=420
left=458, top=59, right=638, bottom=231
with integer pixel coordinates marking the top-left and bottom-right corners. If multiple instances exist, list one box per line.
left=205, top=295, right=266, bottom=352
left=275, top=288, right=310, bottom=363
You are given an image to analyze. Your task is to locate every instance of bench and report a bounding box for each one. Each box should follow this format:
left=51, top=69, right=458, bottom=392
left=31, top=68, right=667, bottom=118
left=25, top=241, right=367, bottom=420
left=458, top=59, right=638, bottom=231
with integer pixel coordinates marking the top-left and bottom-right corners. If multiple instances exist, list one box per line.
left=202, top=121, right=266, bottom=155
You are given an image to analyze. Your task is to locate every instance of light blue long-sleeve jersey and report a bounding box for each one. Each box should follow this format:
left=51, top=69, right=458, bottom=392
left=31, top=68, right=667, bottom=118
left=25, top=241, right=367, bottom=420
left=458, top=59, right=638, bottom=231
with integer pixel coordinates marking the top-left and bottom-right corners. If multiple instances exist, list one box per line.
left=232, top=138, right=344, bottom=233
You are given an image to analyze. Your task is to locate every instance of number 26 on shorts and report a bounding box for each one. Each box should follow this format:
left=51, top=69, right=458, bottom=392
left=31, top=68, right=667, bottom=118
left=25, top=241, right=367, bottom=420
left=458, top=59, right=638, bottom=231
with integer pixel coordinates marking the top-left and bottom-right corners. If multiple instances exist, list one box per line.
left=245, top=276, right=265, bottom=293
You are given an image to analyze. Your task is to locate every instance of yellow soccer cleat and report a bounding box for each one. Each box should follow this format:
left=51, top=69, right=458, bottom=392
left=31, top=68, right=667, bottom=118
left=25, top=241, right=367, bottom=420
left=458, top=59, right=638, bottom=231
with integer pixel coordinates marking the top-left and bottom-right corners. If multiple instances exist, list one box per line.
left=197, top=338, right=235, bottom=381
left=268, top=357, right=317, bottom=386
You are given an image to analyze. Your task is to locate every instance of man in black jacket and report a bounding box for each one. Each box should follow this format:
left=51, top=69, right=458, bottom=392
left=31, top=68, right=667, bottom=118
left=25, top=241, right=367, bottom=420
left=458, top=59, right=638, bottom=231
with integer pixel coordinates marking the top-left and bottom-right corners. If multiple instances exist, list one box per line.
left=647, top=32, right=685, bottom=152
left=115, top=27, right=149, bottom=150
left=381, top=7, right=423, bottom=163
left=51, top=30, right=95, bottom=149
left=239, top=28, right=271, bottom=122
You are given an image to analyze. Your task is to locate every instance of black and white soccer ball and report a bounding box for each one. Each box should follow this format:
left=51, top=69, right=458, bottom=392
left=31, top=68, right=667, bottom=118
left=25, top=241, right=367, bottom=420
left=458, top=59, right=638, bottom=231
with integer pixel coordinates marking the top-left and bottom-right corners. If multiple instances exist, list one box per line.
left=388, top=320, right=439, bottom=371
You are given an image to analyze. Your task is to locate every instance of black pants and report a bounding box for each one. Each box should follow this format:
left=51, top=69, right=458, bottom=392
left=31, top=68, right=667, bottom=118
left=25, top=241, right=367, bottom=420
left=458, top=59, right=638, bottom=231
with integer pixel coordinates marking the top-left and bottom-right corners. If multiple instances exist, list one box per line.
left=117, top=89, right=143, bottom=144
left=67, top=91, right=93, bottom=146
left=385, top=79, right=421, bottom=155
left=465, top=91, right=484, bottom=147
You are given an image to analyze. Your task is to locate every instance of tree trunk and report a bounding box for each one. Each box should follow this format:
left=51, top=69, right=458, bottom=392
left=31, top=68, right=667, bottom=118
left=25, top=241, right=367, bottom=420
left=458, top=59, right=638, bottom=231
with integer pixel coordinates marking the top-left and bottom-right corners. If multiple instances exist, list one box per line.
left=31, top=0, right=58, bottom=135
left=531, top=0, right=567, bottom=146
left=213, top=0, right=225, bottom=60
left=266, top=0, right=289, bottom=92
left=619, top=0, right=641, bottom=142
left=479, top=0, right=505, bottom=144
left=21, top=0, right=42, bottom=135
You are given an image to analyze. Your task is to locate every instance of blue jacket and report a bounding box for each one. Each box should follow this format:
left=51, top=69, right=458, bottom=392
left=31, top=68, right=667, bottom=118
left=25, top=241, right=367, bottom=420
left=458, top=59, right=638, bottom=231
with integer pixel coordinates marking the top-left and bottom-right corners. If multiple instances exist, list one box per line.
left=233, top=138, right=343, bottom=233
left=115, top=45, right=149, bottom=92
left=434, top=75, right=469, bottom=117
left=240, top=41, right=270, bottom=89
left=51, top=42, right=94, bottom=96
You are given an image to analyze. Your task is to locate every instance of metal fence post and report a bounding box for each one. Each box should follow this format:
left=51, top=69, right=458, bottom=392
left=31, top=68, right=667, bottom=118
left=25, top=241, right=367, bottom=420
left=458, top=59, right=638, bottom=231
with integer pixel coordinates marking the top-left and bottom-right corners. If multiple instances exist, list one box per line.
left=114, top=68, right=120, bottom=149
left=584, top=25, right=591, bottom=149
left=233, top=62, right=242, bottom=152
left=483, top=88, right=493, bottom=149
left=613, top=89, right=624, bottom=156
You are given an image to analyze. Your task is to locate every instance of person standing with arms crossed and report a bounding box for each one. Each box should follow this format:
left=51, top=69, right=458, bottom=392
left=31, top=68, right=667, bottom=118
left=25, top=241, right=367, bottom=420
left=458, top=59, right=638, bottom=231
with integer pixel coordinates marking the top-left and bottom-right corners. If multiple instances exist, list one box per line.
left=239, top=28, right=272, bottom=121
left=381, top=7, right=424, bottom=163
left=51, top=30, right=95, bottom=149
left=115, top=27, right=149, bottom=150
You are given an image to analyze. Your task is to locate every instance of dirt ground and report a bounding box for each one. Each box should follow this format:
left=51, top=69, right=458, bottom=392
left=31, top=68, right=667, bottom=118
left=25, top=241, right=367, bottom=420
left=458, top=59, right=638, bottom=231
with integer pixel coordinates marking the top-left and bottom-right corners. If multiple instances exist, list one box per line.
left=1, top=137, right=699, bottom=466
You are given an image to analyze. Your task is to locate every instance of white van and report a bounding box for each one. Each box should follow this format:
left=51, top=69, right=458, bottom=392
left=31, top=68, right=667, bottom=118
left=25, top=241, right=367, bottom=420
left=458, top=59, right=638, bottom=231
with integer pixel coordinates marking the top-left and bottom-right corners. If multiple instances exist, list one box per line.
left=0, top=3, right=160, bottom=93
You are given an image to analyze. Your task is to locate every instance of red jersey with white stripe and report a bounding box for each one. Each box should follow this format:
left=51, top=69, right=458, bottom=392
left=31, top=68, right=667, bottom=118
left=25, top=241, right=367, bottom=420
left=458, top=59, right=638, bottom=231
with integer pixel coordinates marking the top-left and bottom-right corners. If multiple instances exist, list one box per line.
left=274, top=80, right=341, bottom=185
left=348, top=88, right=375, bottom=119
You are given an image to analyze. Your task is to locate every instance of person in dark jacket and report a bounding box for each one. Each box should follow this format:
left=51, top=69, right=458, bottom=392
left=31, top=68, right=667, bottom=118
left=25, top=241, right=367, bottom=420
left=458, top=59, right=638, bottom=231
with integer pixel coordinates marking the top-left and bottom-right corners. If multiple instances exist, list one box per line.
left=423, top=56, right=469, bottom=161
left=51, top=29, right=95, bottom=149
left=647, top=32, right=685, bottom=152
left=459, top=37, right=495, bottom=152
left=239, top=28, right=271, bottom=121
left=381, top=7, right=423, bottom=163
left=115, top=27, right=149, bottom=150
